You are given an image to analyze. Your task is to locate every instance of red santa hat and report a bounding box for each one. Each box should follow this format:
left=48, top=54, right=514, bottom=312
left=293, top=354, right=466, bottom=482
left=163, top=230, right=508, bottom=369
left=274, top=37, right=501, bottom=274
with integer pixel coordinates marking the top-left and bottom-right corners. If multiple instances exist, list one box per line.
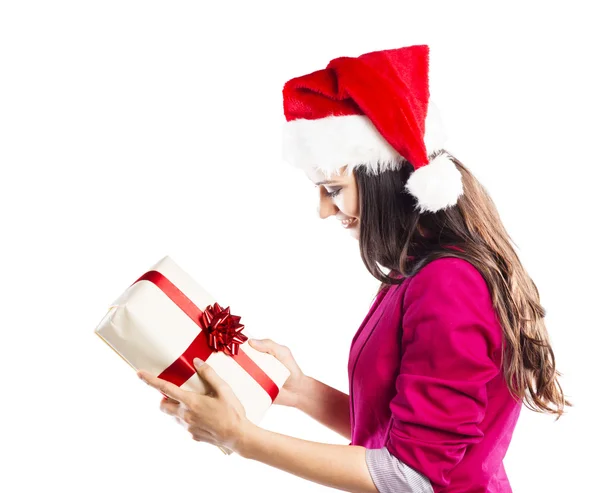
left=281, top=44, right=463, bottom=213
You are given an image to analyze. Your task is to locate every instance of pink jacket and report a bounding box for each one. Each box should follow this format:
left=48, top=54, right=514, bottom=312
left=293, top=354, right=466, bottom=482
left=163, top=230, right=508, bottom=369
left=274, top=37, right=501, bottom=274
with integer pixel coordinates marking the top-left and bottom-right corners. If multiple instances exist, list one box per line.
left=348, top=256, right=522, bottom=492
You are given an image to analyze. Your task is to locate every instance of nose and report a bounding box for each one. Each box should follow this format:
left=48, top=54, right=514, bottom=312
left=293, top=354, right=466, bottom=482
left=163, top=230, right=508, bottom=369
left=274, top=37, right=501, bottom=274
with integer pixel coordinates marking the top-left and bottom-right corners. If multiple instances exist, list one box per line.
left=317, top=192, right=338, bottom=219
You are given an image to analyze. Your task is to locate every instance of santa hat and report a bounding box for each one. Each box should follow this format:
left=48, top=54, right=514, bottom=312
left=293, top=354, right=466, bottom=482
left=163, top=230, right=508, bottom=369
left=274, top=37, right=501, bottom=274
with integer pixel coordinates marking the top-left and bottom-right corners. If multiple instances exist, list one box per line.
left=281, top=44, right=463, bottom=213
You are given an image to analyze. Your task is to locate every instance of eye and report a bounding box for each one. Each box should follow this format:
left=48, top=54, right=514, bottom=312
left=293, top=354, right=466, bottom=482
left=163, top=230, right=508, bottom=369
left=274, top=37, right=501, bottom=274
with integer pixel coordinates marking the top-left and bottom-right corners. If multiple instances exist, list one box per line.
left=325, top=188, right=341, bottom=198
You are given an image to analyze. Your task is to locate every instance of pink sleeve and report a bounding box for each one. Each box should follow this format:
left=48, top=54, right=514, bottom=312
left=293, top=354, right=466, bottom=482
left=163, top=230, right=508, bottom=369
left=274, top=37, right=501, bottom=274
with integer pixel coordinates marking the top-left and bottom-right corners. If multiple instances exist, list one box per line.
left=385, top=258, right=503, bottom=488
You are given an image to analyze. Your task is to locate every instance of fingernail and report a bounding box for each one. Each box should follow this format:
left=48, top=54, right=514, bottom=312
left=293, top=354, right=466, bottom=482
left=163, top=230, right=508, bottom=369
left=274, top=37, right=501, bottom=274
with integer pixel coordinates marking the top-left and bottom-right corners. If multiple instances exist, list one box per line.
left=193, top=358, right=204, bottom=366
left=137, top=372, right=145, bottom=381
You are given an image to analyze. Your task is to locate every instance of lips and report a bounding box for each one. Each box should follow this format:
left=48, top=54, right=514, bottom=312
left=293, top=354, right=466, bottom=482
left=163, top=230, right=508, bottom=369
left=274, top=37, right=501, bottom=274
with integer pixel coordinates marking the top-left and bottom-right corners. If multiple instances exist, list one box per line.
left=341, top=218, right=357, bottom=228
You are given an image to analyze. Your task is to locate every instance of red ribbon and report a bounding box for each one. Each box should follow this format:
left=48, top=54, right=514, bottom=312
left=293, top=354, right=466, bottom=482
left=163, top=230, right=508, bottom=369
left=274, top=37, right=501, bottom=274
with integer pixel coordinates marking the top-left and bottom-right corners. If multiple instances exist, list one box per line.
left=131, top=270, right=279, bottom=402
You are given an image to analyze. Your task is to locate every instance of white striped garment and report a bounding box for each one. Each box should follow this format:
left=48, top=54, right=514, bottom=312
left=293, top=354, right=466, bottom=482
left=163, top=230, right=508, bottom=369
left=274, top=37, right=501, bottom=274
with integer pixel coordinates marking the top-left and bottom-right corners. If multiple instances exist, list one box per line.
left=366, top=446, right=433, bottom=493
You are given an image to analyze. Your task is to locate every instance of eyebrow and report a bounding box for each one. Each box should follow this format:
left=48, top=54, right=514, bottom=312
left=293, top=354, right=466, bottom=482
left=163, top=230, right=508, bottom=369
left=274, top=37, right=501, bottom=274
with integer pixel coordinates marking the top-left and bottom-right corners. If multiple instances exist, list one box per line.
left=315, top=180, right=335, bottom=185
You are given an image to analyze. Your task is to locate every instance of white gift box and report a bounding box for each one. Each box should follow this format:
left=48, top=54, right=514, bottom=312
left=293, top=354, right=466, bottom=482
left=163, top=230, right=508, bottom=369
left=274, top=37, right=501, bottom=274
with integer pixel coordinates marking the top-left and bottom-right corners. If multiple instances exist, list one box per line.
left=94, top=255, right=290, bottom=455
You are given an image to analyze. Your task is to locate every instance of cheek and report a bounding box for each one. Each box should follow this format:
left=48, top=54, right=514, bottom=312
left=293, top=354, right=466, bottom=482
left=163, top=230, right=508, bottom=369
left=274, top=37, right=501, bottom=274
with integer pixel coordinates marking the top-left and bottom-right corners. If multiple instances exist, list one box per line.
left=341, top=194, right=359, bottom=219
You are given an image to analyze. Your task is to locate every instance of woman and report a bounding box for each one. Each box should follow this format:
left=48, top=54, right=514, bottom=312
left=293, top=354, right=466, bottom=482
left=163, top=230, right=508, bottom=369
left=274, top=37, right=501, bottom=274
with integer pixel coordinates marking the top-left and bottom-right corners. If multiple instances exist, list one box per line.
left=138, top=45, right=569, bottom=492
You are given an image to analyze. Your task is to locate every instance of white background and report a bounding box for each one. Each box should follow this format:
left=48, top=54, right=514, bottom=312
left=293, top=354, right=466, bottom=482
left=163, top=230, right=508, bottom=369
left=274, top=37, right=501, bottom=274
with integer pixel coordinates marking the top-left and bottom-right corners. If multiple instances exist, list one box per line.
left=1, top=1, right=598, bottom=491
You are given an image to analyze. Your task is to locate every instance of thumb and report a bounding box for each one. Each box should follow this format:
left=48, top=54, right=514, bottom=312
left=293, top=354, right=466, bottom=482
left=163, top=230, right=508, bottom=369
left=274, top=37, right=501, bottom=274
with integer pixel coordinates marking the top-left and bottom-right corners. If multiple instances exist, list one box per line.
left=248, top=339, right=293, bottom=366
left=193, top=358, right=228, bottom=396
left=248, top=338, right=272, bottom=352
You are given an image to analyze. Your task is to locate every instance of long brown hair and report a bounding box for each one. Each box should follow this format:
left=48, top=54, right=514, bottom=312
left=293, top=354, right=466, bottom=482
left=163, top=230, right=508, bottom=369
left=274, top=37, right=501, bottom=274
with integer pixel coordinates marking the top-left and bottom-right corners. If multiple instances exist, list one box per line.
left=355, top=150, right=571, bottom=418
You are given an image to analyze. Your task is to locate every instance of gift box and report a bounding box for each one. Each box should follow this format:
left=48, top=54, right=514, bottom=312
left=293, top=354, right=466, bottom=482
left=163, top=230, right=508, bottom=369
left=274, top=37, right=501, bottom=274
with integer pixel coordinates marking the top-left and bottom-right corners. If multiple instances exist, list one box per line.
left=94, top=255, right=291, bottom=455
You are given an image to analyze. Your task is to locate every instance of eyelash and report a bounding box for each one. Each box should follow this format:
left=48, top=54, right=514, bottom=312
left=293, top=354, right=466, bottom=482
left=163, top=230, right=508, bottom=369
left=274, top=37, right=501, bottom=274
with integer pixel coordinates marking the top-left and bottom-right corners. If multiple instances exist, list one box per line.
left=325, top=189, right=341, bottom=198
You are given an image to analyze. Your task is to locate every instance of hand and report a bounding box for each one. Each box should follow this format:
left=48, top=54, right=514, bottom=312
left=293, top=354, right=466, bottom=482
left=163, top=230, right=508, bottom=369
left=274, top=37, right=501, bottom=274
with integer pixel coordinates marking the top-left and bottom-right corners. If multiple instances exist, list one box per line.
left=248, top=338, right=308, bottom=408
left=137, top=358, right=249, bottom=452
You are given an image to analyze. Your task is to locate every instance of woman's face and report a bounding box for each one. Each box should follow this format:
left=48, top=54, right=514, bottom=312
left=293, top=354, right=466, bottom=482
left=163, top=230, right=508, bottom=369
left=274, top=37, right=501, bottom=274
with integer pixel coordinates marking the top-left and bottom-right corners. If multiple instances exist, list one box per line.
left=306, top=165, right=360, bottom=240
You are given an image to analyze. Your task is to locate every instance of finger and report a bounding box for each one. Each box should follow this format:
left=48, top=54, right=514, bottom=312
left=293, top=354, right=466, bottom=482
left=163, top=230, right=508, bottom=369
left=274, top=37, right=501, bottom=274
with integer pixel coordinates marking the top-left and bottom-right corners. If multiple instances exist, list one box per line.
left=137, top=370, right=189, bottom=404
left=174, top=416, right=189, bottom=430
left=191, top=432, right=217, bottom=445
left=248, top=338, right=272, bottom=352
left=159, top=398, right=180, bottom=416
left=177, top=405, right=192, bottom=421
left=249, top=338, right=289, bottom=359
left=193, top=358, right=229, bottom=397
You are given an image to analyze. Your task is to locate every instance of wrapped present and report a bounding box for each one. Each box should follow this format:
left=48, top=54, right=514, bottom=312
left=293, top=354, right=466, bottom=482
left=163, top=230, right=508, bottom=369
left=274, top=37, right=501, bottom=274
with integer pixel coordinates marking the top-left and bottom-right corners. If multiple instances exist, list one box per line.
left=94, top=255, right=291, bottom=455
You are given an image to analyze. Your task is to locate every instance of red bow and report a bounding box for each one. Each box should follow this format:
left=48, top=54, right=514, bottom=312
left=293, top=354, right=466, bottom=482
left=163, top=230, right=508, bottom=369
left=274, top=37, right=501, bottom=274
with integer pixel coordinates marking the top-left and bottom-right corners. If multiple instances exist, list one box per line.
left=200, top=303, right=248, bottom=356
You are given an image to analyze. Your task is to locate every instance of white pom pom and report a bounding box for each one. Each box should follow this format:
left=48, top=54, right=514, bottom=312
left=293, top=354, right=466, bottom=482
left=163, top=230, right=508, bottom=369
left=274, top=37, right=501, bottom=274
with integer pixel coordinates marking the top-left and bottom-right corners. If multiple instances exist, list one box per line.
left=405, top=152, right=463, bottom=213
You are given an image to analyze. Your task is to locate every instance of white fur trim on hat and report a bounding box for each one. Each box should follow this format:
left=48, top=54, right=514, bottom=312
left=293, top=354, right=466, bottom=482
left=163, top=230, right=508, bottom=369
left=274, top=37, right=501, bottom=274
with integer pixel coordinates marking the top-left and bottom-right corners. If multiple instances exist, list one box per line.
left=405, top=152, right=463, bottom=213
left=282, top=102, right=447, bottom=178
